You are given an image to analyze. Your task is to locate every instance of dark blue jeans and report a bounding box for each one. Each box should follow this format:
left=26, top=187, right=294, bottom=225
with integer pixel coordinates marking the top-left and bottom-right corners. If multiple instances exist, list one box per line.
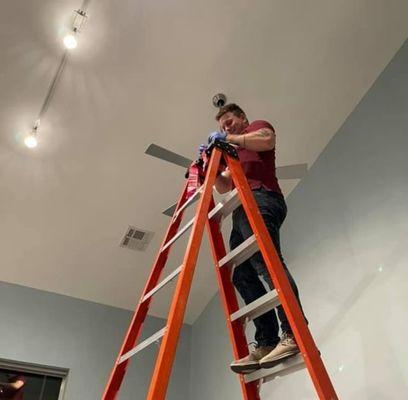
left=230, top=187, right=306, bottom=347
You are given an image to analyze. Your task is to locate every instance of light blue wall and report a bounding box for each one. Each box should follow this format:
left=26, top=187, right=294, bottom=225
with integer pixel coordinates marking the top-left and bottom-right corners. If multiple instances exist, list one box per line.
left=0, top=281, right=191, bottom=400
left=190, top=293, right=243, bottom=399
left=191, top=39, right=408, bottom=400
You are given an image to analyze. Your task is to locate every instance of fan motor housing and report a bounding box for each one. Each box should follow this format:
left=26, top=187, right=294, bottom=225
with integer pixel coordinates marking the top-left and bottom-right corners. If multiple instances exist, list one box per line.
left=212, top=93, right=227, bottom=108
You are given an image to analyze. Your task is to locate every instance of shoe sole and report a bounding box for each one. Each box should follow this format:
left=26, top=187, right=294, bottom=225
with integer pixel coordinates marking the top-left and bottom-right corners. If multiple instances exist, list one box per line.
left=259, top=349, right=300, bottom=369
left=230, top=363, right=260, bottom=374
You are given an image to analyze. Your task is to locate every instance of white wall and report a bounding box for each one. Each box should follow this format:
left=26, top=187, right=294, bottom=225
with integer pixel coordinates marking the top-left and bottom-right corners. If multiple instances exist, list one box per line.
left=1, top=35, right=407, bottom=400
left=190, top=39, right=408, bottom=400
left=0, top=281, right=191, bottom=400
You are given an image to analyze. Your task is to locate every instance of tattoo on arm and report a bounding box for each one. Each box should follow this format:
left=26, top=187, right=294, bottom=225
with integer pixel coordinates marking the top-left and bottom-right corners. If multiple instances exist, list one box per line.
left=257, top=128, right=273, bottom=137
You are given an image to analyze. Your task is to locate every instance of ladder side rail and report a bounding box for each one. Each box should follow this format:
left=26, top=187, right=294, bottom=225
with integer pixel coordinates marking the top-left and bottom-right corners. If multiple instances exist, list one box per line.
left=142, top=181, right=192, bottom=298
left=102, top=181, right=191, bottom=400
left=226, top=155, right=338, bottom=400
left=146, top=149, right=223, bottom=400
left=206, top=198, right=261, bottom=400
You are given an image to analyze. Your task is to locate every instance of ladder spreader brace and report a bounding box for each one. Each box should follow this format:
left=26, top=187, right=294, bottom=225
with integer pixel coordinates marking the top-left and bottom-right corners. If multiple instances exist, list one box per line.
left=102, top=141, right=339, bottom=400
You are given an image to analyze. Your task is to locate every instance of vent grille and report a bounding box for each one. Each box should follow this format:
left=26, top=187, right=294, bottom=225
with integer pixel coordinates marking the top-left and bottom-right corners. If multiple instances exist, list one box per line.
left=120, top=226, right=154, bottom=251
left=127, top=228, right=145, bottom=240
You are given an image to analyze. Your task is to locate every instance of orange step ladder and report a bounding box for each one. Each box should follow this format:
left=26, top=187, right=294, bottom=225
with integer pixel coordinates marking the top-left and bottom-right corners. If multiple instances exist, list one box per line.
left=101, top=141, right=338, bottom=400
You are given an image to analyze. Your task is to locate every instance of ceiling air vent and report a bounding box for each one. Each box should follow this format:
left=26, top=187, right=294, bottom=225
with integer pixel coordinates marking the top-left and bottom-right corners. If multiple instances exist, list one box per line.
left=120, top=226, right=154, bottom=251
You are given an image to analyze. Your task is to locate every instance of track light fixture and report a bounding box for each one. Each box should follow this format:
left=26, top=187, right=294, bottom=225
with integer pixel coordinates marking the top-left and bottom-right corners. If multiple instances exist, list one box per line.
left=63, top=33, right=78, bottom=49
left=63, top=8, right=88, bottom=50
left=24, top=122, right=39, bottom=149
left=24, top=1, right=91, bottom=149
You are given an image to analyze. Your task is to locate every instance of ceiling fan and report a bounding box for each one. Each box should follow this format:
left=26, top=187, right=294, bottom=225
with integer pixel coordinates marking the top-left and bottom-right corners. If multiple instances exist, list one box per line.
left=145, top=143, right=308, bottom=216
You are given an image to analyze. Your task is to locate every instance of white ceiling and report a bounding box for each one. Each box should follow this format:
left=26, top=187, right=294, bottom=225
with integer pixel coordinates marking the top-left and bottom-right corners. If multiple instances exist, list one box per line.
left=0, top=0, right=407, bottom=324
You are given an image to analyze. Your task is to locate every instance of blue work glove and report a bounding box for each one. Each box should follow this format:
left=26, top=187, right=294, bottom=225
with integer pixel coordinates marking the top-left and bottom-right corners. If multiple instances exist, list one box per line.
left=208, top=130, right=227, bottom=143
left=198, top=143, right=207, bottom=157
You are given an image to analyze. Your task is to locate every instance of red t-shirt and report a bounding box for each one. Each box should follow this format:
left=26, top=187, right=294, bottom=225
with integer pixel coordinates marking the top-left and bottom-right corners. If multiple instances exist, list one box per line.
left=236, top=120, right=282, bottom=195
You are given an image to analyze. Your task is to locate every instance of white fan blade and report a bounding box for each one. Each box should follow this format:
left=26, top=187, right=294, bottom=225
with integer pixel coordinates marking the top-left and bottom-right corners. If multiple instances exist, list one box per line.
left=145, top=143, right=192, bottom=168
left=162, top=203, right=177, bottom=217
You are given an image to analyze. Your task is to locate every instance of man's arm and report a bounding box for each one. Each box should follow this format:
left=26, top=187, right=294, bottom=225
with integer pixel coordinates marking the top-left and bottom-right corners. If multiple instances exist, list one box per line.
left=214, top=169, right=232, bottom=194
left=226, top=127, right=276, bottom=152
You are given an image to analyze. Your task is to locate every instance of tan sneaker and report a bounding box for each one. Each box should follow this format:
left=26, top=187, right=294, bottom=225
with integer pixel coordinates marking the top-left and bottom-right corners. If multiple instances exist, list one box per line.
left=230, top=345, right=276, bottom=374
left=259, top=333, right=299, bottom=369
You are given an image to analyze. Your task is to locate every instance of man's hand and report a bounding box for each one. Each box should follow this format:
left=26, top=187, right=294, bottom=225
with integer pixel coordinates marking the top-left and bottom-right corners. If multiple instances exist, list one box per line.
left=198, top=143, right=207, bottom=158
left=208, top=131, right=227, bottom=143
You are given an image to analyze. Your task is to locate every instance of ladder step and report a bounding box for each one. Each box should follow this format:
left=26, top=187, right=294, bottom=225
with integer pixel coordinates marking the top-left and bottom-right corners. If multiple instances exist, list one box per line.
left=162, top=217, right=195, bottom=252
left=219, top=234, right=258, bottom=268
left=244, top=354, right=305, bottom=383
left=163, top=187, right=240, bottom=253
left=118, top=327, right=167, bottom=364
left=174, top=187, right=203, bottom=219
left=142, top=265, right=183, bottom=302
left=208, top=188, right=240, bottom=221
left=230, top=290, right=279, bottom=323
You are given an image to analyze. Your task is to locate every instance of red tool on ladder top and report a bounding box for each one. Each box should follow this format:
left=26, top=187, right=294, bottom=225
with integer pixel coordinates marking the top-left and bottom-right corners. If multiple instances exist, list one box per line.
left=102, top=140, right=339, bottom=400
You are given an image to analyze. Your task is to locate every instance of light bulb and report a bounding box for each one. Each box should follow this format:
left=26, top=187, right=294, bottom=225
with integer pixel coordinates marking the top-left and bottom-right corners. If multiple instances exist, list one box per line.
left=24, top=134, right=38, bottom=148
left=63, top=34, right=77, bottom=49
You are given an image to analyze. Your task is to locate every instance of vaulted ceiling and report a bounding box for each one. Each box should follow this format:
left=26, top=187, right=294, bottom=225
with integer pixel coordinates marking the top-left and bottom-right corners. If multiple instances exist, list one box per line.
left=0, top=0, right=407, bottom=323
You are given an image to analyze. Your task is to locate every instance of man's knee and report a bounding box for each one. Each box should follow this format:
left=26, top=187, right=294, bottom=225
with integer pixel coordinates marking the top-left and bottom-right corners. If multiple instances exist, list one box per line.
left=232, top=264, right=249, bottom=288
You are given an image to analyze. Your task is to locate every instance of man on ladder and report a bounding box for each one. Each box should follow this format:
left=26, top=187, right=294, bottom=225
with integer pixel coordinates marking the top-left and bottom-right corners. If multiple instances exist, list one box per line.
left=103, top=103, right=338, bottom=400
left=200, top=103, right=308, bottom=374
